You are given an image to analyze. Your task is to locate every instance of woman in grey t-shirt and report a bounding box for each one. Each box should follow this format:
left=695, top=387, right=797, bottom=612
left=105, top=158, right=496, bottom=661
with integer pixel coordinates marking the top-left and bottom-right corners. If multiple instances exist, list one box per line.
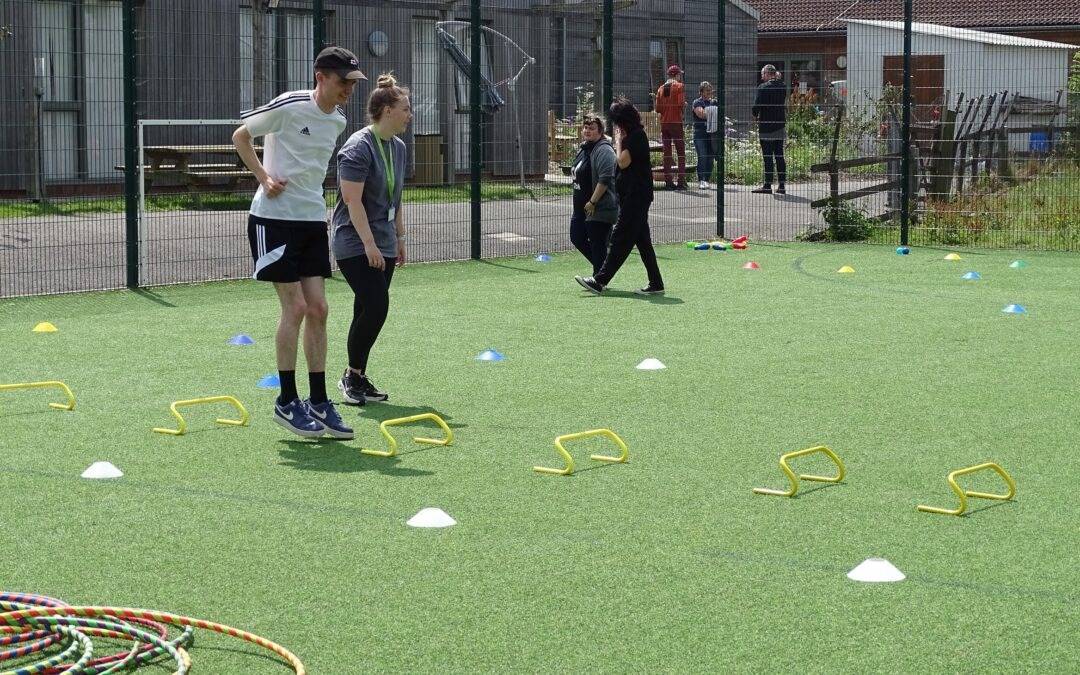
left=332, top=74, right=411, bottom=405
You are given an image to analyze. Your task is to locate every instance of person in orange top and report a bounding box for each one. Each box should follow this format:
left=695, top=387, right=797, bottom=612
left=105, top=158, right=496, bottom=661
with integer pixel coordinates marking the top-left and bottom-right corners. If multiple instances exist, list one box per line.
left=656, top=64, right=687, bottom=190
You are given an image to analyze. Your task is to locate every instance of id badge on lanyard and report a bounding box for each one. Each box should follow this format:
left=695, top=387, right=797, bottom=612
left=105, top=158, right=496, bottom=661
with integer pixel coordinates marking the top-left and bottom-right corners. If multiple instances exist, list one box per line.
left=374, top=130, right=397, bottom=223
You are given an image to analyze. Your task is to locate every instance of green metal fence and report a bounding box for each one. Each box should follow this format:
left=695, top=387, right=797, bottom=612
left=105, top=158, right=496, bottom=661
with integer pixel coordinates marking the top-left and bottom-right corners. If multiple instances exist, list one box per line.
left=0, top=0, right=1076, bottom=298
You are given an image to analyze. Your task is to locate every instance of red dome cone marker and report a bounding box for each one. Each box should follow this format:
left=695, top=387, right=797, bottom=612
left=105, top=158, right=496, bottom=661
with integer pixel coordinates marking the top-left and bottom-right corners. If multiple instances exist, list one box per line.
left=742, top=261, right=760, bottom=270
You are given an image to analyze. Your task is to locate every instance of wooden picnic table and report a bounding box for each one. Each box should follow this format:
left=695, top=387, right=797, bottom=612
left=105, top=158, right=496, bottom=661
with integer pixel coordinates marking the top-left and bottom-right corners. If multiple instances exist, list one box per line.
left=142, top=144, right=260, bottom=171
left=115, top=144, right=265, bottom=204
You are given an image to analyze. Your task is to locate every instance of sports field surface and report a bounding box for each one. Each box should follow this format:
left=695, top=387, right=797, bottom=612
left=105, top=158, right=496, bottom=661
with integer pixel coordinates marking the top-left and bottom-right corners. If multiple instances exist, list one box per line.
left=2, top=242, right=1077, bottom=672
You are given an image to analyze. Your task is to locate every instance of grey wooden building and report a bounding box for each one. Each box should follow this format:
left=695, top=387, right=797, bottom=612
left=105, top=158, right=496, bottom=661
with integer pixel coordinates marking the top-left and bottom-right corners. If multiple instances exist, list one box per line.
left=0, top=0, right=757, bottom=195
left=550, top=0, right=760, bottom=130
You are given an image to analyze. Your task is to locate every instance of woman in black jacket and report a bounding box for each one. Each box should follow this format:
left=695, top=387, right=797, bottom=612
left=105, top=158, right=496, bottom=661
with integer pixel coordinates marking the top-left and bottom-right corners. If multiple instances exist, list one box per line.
left=569, top=114, right=619, bottom=275
left=575, top=97, right=665, bottom=295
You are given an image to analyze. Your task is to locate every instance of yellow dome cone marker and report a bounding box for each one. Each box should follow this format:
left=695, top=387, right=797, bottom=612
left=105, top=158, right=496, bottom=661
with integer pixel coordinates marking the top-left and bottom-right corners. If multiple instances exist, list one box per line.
left=944, top=253, right=962, bottom=261
left=837, top=265, right=855, bottom=274
left=32, top=322, right=58, bottom=333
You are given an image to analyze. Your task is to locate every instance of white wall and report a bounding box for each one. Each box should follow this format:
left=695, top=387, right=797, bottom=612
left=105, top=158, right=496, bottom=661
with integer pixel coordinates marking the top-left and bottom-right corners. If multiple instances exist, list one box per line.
left=846, top=22, right=1071, bottom=150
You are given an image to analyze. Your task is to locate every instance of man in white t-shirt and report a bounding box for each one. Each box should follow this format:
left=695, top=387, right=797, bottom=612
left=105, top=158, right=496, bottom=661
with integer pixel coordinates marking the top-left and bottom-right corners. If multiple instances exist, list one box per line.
left=232, top=46, right=365, bottom=440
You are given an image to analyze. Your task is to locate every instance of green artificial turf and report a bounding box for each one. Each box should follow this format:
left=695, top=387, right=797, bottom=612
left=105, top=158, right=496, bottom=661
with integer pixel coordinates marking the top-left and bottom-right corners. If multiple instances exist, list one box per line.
left=1, top=243, right=1077, bottom=673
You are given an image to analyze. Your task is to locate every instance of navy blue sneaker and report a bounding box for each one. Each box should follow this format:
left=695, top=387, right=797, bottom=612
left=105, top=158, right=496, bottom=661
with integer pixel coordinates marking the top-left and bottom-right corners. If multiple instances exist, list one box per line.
left=305, top=399, right=354, bottom=440
left=273, top=397, right=324, bottom=438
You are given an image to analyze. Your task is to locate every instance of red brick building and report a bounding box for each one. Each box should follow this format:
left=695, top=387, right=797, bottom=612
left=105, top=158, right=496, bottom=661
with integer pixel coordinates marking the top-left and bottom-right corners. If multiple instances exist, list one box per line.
left=751, top=0, right=1080, bottom=95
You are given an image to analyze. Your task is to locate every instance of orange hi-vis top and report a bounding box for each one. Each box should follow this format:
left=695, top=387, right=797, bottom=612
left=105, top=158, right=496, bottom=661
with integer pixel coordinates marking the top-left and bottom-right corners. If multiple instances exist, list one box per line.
left=655, top=80, right=686, bottom=124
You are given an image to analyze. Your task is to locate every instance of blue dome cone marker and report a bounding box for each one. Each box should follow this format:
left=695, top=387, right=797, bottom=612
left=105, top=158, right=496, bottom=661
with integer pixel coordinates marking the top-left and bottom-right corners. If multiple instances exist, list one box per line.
left=896, top=246, right=910, bottom=255
left=257, top=374, right=280, bottom=388
left=962, top=271, right=981, bottom=280
left=229, top=334, right=255, bottom=346
left=1002, top=304, right=1027, bottom=314
left=535, top=254, right=552, bottom=262
left=476, top=349, right=506, bottom=361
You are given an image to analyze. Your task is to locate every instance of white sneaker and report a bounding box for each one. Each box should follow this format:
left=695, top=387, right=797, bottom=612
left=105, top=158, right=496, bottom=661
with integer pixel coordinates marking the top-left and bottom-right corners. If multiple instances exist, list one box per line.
left=699, top=180, right=709, bottom=190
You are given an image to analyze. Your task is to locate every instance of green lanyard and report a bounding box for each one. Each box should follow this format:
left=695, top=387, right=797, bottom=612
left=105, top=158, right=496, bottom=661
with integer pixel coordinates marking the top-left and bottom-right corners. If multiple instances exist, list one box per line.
left=372, top=130, right=395, bottom=205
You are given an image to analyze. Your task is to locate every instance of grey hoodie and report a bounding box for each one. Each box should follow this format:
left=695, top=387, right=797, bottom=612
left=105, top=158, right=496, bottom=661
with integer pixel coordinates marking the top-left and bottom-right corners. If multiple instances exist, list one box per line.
left=572, top=138, right=619, bottom=225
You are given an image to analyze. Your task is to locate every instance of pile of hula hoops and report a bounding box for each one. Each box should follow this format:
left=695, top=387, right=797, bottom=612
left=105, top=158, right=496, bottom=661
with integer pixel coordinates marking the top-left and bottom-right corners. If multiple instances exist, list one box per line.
left=0, top=592, right=304, bottom=674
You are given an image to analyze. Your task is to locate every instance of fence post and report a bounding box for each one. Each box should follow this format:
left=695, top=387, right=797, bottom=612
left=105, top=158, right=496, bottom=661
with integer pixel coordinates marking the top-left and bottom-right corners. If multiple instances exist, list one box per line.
left=716, top=0, right=725, bottom=238
left=469, top=0, right=482, bottom=260
left=313, top=0, right=324, bottom=55
left=602, top=0, right=613, bottom=114
left=122, top=0, right=139, bottom=288
left=899, top=0, right=912, bottom=246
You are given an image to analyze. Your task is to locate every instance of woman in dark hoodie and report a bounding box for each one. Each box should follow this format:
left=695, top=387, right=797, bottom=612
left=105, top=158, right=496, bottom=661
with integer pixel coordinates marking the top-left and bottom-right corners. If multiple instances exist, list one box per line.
left=569, top=113, right=619, bottom=275
left=575, top=97, right=665, bottom=296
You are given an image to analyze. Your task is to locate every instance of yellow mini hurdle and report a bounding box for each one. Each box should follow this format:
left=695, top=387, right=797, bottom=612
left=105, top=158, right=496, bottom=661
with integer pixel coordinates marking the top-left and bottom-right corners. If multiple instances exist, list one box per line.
left=753, top=445, right=846, bottom=497
left=361, top=413, right=453, bottom=457
left=917, top=462, right=1016, bottom=516
left=533, top=429, right=628, bottom=476
left=0, top=381, right=76, bottom=411
left=152, top=396, right=250, bottom=436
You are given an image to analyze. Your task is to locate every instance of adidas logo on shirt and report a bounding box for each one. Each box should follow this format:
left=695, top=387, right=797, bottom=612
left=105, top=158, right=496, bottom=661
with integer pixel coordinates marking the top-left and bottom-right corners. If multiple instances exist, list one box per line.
left=299, top=126, right=311, bottom=136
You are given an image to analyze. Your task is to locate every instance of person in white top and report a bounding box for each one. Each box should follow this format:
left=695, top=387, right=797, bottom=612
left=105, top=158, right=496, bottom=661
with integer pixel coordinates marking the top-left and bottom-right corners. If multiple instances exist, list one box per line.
left=231, top=45, right=365, bottom=440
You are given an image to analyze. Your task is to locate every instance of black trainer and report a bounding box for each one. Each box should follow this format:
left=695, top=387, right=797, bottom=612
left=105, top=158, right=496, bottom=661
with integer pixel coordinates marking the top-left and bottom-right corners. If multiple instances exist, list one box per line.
left=359, top=375, right=389, bottom=402
left=776, top=185, right=787, bottom=195
left=337, top=369, right=366, bottom=406
left=635, top=284, right=665, bottom=296
left=751, top=185, right=773, bottom=194
left=575, top=275, right=604, bottom=295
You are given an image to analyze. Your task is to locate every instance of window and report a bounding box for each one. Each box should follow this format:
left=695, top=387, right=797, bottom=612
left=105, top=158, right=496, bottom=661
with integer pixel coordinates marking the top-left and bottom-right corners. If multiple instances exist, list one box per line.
left=759, top=57, right=824, bottom=97
left=649, top=37, right=683, bottom=104
left=411, top=19, right=440, bottom=135
left=239, top=7, right=313, bottom=110
left=789, top=58, right=822, bottom=97
left=33, top=0, right=122, bottom=182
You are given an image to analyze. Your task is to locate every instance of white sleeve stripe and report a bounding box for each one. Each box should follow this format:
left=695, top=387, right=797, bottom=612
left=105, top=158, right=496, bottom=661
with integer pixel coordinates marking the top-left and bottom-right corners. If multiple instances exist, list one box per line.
left=240, top=95, right=310, bottom=119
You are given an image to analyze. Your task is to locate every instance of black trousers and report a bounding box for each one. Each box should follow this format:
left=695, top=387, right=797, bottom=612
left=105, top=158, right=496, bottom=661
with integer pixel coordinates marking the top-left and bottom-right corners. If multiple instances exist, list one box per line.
left=760, top=138, right=787, bottom=187
left=338, top=254, right=397, bottom=373
left=570, top=211, right=613, bottom=276
left=595, top=197, right=663, bottom=288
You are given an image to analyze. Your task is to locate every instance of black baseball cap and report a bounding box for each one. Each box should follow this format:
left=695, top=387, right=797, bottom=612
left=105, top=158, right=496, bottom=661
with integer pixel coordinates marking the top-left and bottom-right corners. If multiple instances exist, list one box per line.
left=314, top=46, right=367, bottom=81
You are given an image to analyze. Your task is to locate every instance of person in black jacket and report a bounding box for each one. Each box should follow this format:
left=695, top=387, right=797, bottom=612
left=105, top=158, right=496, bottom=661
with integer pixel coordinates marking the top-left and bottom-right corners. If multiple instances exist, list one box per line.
left=569, top=114, right=619, bottom=275
left=575, top=97, right=665, bottom=296
left=751, top=64, right=787, bottom=195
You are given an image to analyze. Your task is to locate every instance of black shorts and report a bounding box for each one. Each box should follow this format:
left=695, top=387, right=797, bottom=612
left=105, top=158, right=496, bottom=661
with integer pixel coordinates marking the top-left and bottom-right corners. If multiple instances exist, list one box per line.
left=247, top=215, right=332, bottom=283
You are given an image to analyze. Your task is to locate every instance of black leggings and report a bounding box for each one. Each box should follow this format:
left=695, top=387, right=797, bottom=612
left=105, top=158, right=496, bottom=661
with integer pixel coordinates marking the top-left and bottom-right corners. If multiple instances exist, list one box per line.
left=338, top=254, right=396, bottom=373
left=595, top=198, right=664, bottom=288
left=570, top=212, right=613, bottom=276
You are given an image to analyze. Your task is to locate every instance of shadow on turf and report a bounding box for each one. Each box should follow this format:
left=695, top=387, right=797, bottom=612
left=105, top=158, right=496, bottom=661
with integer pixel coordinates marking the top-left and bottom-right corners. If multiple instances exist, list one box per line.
left=791, top=482, right=844, bottom=498
left=130, top=288, right=178, bottom=307
left=351, top=403, right=467, bottom=430
left=276, top=404, right=462, bottom=476
left=960, top=499, right=1016, bottom=516
left=580, top=289, right=685, bottom=305
left=187, top=644, right=285, bottom=669
left=477, top=259, right=542, bottom=274
left=277, top=440, right=436, bottom=476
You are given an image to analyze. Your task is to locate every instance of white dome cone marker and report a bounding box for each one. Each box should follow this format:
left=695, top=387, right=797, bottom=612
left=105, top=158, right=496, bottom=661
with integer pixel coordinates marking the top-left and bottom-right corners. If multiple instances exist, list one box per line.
left=847, top=558, right=905, bottom=582
left=636, top=358, right=666, bottom=370
left=81, top=462, right=123, bottom=479
left=407, top=508, right=456, bottom=528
